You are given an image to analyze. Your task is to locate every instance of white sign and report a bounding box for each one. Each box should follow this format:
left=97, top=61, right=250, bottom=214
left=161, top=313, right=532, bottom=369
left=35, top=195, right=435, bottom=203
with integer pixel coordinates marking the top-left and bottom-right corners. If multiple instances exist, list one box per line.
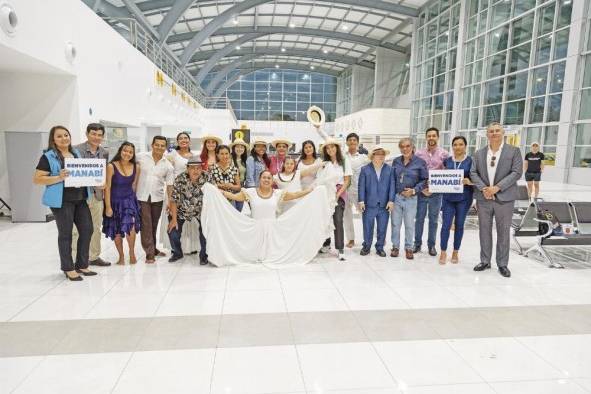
left=428, top=169, right=464, bottom=193
left=64, top=158, right=106, bottom=187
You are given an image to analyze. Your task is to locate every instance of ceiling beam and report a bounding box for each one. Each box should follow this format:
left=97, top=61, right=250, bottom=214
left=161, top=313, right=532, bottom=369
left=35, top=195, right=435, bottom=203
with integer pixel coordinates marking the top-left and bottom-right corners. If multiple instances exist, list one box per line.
left=179, top=0, right=418, bottom=66
left=157, top=0, right=195, bottom=43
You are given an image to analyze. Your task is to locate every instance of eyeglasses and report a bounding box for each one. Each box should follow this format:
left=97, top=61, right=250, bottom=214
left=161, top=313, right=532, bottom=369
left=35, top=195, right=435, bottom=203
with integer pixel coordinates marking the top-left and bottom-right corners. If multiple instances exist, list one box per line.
left=491, top=155, right=497, bottom=167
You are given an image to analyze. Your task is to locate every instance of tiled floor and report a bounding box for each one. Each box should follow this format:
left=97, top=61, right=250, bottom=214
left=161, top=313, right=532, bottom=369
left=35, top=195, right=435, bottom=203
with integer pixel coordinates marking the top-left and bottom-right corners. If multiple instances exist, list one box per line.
left=1, top=181, right=591, bottom=393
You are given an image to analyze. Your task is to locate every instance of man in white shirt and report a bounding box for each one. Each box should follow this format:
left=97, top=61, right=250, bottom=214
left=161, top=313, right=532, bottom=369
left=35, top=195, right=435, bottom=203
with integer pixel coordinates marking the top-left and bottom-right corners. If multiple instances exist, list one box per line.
left=470, top=122, right=523, bottom=278
left=136, top=136, right=174, bottom=264
left=343, top=133, right=369, bottom=248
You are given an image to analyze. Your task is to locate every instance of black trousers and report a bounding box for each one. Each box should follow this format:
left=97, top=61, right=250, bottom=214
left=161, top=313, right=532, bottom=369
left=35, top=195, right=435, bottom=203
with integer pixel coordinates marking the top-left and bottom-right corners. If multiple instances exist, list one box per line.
left=51, top=200, right=93, bottom=272
left=323, top=197, right=346, bottom=251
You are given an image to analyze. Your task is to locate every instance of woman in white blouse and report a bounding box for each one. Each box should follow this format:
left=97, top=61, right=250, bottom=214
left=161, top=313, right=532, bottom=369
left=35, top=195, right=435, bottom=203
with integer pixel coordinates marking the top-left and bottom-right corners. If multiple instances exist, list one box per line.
left=317, top=138, right=353, bottom=261
left=273, top=157, right=324, bottom=213
left=297, top=140, right=323, bottom=189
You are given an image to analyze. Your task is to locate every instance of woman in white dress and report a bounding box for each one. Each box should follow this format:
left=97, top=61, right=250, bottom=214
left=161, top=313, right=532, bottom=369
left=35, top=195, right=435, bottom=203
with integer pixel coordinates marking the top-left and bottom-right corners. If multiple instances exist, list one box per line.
left=201, top=170, right=333, bottom=267
left=159, top=132, right=201, bottom=254
left=297, top=140, right=323, bottom=189
left=273, top=157, right=324, bottom=213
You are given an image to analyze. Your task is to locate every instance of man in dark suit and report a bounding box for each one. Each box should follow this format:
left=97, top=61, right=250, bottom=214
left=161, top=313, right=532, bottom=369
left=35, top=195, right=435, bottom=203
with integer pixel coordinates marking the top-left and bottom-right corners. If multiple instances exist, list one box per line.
left=358, top=145, right=396, bottom=257
left=470, top=122, right=523, bottom=277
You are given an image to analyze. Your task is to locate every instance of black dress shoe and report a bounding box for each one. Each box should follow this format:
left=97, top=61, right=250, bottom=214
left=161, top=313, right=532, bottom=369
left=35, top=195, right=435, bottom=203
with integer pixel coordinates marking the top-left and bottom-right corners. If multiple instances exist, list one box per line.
left=498, top=267, right=511, bottom=278
left=376, top=250, right=386, bottom=257
left=360, top=248, right=370, bottom=256
left=428, top=246, right=437, bottom=256
left=75, top=269, right=98, bottom=276
left=64, top=272, right=83, bottom=281
left=413, top=245, right=421, bottom=254
left=89, top=258, right=111, bottom=267
left=473, top=262, right=491, bottom=271
left=199, top=258, right=209, bottom=266
left=168, top=255, right=183, bottom=263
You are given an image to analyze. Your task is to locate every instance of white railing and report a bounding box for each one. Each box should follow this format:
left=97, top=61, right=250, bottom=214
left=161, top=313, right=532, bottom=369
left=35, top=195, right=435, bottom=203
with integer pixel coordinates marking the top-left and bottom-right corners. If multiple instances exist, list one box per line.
left=113, top=18, right=206, bottom=106
left=204, top=97, right=237, bottom=123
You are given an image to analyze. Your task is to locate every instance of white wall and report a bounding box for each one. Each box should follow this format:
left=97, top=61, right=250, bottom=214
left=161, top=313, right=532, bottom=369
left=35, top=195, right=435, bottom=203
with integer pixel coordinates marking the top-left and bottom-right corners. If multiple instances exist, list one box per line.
left=374, top=48, right=409, bottom=109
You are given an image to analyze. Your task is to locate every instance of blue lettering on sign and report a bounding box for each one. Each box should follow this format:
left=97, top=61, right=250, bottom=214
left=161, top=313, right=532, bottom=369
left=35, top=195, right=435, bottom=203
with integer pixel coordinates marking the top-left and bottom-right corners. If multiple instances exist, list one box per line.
left=71, top=169, right=103, bottom=177
left=429, top=178, right=461, bottom=186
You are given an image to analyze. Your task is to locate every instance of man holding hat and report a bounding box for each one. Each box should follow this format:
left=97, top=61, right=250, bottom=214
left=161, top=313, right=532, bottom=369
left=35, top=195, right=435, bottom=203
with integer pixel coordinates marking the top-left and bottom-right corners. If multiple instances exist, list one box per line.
left=167, top=156, right=211, bottom=265
left=358, top=146, right=395, bottom=257
left=270, top=139, right=292, bottom=175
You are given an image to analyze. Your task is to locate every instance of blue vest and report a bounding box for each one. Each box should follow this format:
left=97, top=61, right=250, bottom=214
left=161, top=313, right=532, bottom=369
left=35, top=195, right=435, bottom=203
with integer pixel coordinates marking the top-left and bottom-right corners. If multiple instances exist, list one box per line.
left=41, top=149, right=91, bottom=208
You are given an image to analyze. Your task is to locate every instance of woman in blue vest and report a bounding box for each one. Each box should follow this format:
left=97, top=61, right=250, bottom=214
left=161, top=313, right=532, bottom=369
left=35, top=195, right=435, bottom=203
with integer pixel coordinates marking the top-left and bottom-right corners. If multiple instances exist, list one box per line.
left=34, top=126, right=96, bottom=281
left=439, top=136, right=474, bottom=265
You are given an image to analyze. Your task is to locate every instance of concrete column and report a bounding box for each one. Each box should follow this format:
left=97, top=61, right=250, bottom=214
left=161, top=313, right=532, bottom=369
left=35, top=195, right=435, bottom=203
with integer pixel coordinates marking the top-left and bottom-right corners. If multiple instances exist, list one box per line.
left=373, top=47, right=409, bottom=109
left=351, top=65, right=374, bottom=113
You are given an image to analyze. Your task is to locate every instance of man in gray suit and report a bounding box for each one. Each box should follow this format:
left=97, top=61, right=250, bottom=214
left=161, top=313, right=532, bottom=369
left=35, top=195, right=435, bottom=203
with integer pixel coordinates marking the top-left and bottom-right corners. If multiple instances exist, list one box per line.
left=470, top=122, right=523, bottom=277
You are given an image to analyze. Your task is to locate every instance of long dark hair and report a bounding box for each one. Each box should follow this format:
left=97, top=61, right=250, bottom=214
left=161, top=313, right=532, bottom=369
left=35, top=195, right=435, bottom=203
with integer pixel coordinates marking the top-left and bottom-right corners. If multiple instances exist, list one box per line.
left=110, top=141, right=136, bottom=164
left=322, top=143, right=344, bottom=166
left=47, top=126, right=74, bottom=162
left=451, top=136, right=467, bottom=146
left=232, top=143, right=248, bottom=167
left=200, top=138, right=218, bottom=163
left=250, top=145, right=271, bottom=168
left=175, top=132, right=192, bottom=151
left=299, top=140, right=317, bottom=162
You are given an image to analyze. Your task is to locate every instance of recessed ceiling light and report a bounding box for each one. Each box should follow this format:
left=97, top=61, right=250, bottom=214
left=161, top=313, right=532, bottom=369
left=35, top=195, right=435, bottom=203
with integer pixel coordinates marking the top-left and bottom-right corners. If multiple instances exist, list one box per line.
left=232, top=17, right=239, bottom=25
left=341, top=25, right=348, bottom=30
left=289, top=22, right=296, bottom=28
left=310, top=66, right=315, bottom=70
left=281, top=47, right=286, bottom=52
left=236, top=45, right=241, bottom=50
left=323, top=49, right=328, bottom=54
left=275, top=64, right=280, bottom=68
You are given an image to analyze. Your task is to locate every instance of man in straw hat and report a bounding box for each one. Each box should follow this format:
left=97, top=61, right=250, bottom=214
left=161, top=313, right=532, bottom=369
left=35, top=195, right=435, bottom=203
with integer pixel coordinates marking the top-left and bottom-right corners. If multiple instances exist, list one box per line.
left=270, top=138, right=292, bottom=175
left=167, top=156, right=210, bottom=265
left=358, top=145, right=395, bottom=257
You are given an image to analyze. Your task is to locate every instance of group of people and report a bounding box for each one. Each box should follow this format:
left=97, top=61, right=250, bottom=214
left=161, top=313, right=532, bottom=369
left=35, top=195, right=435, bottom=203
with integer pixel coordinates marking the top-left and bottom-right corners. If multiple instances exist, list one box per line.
left=34, top=120, right=523, bottom=280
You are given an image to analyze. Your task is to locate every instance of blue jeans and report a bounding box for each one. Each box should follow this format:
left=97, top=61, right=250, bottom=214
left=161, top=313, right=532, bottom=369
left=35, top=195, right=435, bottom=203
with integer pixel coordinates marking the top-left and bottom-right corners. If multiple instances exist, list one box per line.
left=168, top=216, right=207, bottom=261
left=362, top=205, right=389, bottom=252
left=391, top=194, right=418, bottom=250
left=234, top=201, right=244, bottom=212
left=414, top=193, right=443, bottom=249
left=440, top=199, right=472, bottom=251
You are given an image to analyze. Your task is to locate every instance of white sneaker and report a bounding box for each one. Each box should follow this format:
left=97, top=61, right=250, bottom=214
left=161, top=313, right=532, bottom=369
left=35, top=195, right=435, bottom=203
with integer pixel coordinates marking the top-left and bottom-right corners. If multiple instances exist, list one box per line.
left=320, top=246, right=330, bottom=254
left=338, top=251, right=346, bottom=261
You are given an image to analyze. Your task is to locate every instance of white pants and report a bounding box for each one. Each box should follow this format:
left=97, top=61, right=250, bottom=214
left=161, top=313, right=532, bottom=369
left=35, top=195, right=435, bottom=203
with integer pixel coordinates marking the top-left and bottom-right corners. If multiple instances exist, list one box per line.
left=344, top=191, right=359, bottom=242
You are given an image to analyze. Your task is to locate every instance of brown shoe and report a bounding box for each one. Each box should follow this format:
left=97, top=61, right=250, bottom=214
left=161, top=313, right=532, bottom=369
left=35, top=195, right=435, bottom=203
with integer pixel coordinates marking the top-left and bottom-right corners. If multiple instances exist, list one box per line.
left=405, top=249, right=414, bottom=260
left=390, top=248, right=399, bottom=257
left=346, top=240, right=355, bottom=248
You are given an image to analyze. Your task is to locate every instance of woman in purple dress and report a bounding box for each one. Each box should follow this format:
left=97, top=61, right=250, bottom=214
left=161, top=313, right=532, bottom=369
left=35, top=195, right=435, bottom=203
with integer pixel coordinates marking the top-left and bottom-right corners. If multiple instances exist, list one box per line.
left=103, top=142, right=141, bottom=265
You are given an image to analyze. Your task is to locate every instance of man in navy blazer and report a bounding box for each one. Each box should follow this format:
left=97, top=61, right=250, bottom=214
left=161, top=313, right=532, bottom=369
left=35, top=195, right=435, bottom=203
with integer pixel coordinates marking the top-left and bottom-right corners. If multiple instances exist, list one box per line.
left=358, top=145, right=396, bottom=257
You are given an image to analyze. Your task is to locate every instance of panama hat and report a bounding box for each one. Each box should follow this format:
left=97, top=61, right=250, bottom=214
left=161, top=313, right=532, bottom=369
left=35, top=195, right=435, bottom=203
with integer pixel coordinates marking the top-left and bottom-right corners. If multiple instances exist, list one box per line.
left=250, top=138, right=268, bottom=149
left=200, top=134, right=223, bottom=145
left=271, top=139, right=292, bottom=149
left=186, top=155, right=203, bottom=166
left=368, top=145, right=390, bottom=159
left=322, top=138, right=342, bottom=148
left=230, top=138, right=249, bottom=149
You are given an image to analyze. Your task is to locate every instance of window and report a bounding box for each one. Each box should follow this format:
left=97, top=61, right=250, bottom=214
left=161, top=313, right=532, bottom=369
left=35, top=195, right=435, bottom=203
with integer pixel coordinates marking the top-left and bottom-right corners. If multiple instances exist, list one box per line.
left=574, top=124, right=591, bottom=167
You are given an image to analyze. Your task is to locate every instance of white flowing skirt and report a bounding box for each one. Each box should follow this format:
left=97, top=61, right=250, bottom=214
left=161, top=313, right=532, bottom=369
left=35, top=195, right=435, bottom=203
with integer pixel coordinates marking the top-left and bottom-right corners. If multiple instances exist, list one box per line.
left=201, top=183, right=333, bottom=267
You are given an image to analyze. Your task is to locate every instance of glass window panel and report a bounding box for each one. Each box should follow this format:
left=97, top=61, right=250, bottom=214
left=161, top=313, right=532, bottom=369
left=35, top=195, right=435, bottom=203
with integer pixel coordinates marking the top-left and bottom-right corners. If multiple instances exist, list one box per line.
left=464, top=64, right=473, bottom=85
left=467, top=15, right=477, bottom=39
left=283, top=102, right=296, bottom=111
left=462, top=109, right=470, bottom=129
left=546, top=94, right=562, bottom=122
left=446, top=92, right=454, bottom=111
left=487, top=52, right=507, bottom=78
left=227, top=91, right=240, bottom=100
left=270, top=72, right=281, bottom=81
left=531, top=66, right=548, bottom=96
left=240, top=110, right=254, bottom=120
left=509, top=43, right=531, bottom=73
left=269, top=101, right=282, bottom=111
left=576, top=124, right=591, bottom=145
left=511, top=13, right=534, bottom=46
left=550, top=62, right=566, bottom=94
left=436, top=54, right=447, bottom=74
left=283, top=72, right=297, bottom=82
left=478, top=10, right=488, bottom=33
left=269, top=82, right=282, bottom=92
left=465, top=40, right=476, bottom=63
left=490, top=25, right=509, bottom=54
left=296, top=111, right=308, bottom=122
left=255, top=91, right=269, bottom=101
left=583, top=57, right=591, bottom=88
left=506, top=72, right=528, bottom=100
left=526, top=127, right=543, bottom=145
left=447, top=70, right=456, bottom=90
left=297, top=83, right=310, bottom=93
left=449, top=49, right=457, bottom=69
left=325, top=93, right=337, bottom=102
left=311, top=83, right=323, bottom=93
left=423, top=78, right=434, bottom=96
left=283, top=83, right=296, bottom=93
left=535, top=35, right=552, bottom=65
left=284, top=91, right=296, bottom=101
left=439, top=12, right=450, bottom=35
left=255, top=71, right=269, bottom=81
left=452, top=4, right=460, bottom=26
left=472, top=59, right=483, bottom=83
left=422, top=97, right=433, bottom=111
left=545, top=125, right=559, bottom=145
left=579, top=90, right=591, bottom=120
left=325, top=84, right=336, bottom=94
left=255, top=111, right=269, bottom=121
left=504, top=100, right=525, bottom=125
left=573, top=147, right=591, bottom=168
left=484, top=104, right=502, bottom=124
left=434, top=94, right=445, bottom=111
left=269, top=92, right=282, bottom=101
left=471, top=108, right=480, bottom=128
left=428, top=23, right=437, bottom=41
left=553, top=28, right=569, bottom=60
left=424, top=59, right=435, bottom=77
left=255, top=81, right=269, bottom=91
left=469, top=0, right=479, bottom=16
left=297, top=93, right=310, bottom=102
left=311, top=74, right=324, bottom=84
left=243, top=73, right=255, bottom=81
left=537, top=4, right=555, bottom=37
left=514, top=0, right=536, bottom=17
left=241, top=91, right=254, bottom=100
left=472, top=84, right=481, bottom=107
left=435, top=74, right=446, bottom=93
left=476, top=35, right=486, bottom=59
left=557, top=0, right=572, bottom=29
left=529, top=97, right=545, bottom=123
left=241, top=81, right=254, bottom=91
left=492, top=1, right=511, bottom=28
left=463, top=89, right=472, bottom=108
left=311, top=93, right=324, bottom=103
left=485, top=78, right=504, bottom=104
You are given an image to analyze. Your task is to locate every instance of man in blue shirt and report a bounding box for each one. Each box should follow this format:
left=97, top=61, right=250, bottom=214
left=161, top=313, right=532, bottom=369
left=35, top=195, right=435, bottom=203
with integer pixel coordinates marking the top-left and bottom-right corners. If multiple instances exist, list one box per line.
left=390, top=138, right=429, bottom=260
